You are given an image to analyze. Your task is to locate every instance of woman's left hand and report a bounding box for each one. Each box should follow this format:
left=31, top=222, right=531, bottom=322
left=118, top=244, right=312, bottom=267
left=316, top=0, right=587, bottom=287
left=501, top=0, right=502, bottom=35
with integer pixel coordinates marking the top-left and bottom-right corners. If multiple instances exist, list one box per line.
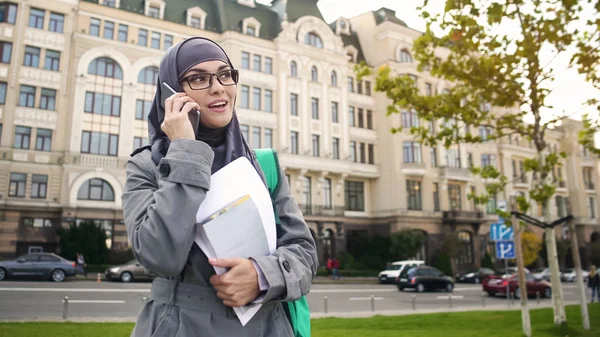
left=209, top=258, right=261, bottom=307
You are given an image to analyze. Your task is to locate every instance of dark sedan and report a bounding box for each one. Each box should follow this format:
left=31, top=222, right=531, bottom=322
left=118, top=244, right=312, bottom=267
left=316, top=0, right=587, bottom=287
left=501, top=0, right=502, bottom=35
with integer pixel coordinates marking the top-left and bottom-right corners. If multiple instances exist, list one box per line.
left=105, top=260, right=157, bottom=282
left=0, top=253, right=77, bottom=282
left=397, top=265, right=454, bottom=292
left=456, top=267, right=496, bottom=284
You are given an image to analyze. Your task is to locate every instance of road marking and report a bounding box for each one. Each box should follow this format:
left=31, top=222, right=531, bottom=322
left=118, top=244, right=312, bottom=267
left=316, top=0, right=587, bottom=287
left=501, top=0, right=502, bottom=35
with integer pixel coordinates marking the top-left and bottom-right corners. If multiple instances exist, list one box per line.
left=66, top=300, right=126, bottom=304
left=311, top=289, right=395, bottom=294
left=0, top=288, right=150, bottom=293
left=436, top=295, right=464, bottom=299
left=348, top=297, right=384, bottom=300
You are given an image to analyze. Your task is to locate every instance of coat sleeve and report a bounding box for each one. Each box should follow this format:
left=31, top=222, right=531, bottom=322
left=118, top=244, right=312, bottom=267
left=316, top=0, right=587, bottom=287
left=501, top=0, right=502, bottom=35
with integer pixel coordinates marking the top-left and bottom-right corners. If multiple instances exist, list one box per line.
left=251, top=168, right=319, bottom=302
left=122, top=139, right=214, bottom=276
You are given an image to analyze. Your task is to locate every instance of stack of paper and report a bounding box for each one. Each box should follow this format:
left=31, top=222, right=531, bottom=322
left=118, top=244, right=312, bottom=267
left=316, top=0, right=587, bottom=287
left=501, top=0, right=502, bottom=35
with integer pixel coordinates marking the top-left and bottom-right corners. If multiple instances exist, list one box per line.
left=194, top=157, right=276, bottom=326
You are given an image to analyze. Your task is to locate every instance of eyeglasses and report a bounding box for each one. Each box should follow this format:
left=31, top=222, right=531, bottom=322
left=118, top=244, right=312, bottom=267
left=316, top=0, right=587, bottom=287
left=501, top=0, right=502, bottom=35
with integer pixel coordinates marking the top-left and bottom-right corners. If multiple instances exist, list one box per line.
left=180, top=69, right=239, bottom=90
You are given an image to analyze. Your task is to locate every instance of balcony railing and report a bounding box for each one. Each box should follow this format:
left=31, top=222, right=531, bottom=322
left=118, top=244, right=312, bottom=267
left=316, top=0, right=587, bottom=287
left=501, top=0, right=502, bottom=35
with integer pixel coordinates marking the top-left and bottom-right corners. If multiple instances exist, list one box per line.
left=298, top=204, right=345, bottom=217
left=442, top=210, right=485, bottom=224
left=585, top=182, right=595, bottom=190
left=438, top=166, right=472, bottom=181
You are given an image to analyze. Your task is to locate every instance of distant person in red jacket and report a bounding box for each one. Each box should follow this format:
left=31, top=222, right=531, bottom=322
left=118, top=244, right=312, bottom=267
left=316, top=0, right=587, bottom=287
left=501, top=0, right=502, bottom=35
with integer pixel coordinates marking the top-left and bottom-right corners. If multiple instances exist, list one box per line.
left=327, top=258, right=333, bottom=277
left=332, top=258, right=340, bottom=280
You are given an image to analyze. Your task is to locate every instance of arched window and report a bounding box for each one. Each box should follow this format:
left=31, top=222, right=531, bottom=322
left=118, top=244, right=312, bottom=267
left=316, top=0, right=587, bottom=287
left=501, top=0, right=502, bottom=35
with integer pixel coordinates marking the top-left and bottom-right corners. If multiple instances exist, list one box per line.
left=304, top=32, right=323, bottom=49
left=311, top=66, right=318, bottom=82
left=77, top=178, right=115, bottom=201
left=457, top=231, right=473, bottom=264
left=88, top=57, right=123, bottom=79
left=330, top=71, right=337, bottom=86
left=399, top=49, right=412, bottom=63
left=138, top=66, right=159, bottom=84
left=290, top=61, right=298, bottom=77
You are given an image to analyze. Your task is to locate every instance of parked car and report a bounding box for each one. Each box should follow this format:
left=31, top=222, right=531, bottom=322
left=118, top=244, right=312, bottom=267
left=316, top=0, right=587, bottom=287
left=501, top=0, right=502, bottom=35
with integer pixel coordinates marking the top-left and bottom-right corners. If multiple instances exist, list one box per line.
left=483, top=273, right=551, bottom=299
left=0, top=253, right=77, bottom=282
left=378, top=260, right=424, bottom=284
left=533, top=268, right=550, bottom=282
left=498, top=267, right=530, bottom=278
left=396, top=265, right=454, bottom=292
left=560, top=268, right=589, bottom=283
left=105, top=260, right=157, bottom=282
left=456, top=267, right=496, bottom=284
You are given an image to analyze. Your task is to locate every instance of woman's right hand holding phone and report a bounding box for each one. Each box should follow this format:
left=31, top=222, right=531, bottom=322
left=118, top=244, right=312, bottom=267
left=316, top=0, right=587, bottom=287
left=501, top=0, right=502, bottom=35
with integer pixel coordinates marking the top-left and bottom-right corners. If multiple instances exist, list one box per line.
left=161, top=93, right=200, bottom=141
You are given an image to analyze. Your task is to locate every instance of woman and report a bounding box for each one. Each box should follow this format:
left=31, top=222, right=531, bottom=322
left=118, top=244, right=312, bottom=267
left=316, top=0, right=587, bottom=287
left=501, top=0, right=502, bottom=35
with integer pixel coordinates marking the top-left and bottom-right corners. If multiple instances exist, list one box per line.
left=122, top=37, right=318, bottom=336
left=589, top=265, right=599, bottom=303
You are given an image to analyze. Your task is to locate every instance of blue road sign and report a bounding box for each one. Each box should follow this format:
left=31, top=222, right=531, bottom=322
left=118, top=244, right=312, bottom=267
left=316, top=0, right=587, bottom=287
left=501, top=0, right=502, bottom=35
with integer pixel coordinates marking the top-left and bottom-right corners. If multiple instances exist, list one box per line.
left=490, top=222, right=514, bottom=241
left=496, top=241, right=515, bottom=259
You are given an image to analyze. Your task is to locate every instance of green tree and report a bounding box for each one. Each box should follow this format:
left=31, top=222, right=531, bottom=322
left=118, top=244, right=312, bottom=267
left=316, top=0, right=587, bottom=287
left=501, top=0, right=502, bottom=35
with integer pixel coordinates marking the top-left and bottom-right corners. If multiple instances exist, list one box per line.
left=481, top=251, right=495, bottom=269
left=57, top=221, right=108, bottom=265
left=389, top=229, right=426, bottom=261
left=356, top=0, right=600, bottom=325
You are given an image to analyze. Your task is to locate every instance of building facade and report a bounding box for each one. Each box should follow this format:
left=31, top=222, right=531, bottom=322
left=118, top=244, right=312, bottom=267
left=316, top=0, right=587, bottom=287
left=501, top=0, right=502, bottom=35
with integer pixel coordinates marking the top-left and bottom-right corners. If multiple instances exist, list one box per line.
left=0, top=0, right=598, bottom=270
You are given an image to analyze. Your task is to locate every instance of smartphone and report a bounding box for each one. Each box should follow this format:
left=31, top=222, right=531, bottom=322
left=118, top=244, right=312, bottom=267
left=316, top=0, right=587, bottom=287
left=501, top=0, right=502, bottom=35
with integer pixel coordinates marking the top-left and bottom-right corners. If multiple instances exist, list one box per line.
left=161, top=82, right=200, bottom=136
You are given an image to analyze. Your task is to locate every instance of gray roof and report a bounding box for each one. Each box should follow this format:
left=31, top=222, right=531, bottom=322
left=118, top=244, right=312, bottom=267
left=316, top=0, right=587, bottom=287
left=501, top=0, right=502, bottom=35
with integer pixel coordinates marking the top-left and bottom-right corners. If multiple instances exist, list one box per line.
left=373, top=7, right=408, bottom=27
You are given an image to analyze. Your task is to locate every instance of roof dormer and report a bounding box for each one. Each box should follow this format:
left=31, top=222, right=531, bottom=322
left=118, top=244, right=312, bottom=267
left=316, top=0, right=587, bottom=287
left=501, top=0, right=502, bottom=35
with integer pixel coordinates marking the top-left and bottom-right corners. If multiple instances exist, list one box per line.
left=145, top=0, right=165, bottom=20
left=242, top=17, right=261, bottom=37
left=335, top=18, right=351, bottom=36
left=186, top=6, right=207, bottom=30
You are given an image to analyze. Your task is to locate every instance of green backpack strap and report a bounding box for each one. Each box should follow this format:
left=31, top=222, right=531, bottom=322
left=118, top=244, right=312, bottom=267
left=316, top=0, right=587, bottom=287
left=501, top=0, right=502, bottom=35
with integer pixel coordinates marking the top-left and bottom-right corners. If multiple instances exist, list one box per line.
left=254, top=148, right=311, bottom=337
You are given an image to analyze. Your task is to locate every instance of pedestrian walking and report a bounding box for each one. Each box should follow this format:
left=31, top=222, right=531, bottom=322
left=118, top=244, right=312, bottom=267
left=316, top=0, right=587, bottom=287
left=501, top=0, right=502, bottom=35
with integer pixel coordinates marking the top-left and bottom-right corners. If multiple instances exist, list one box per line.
left=589, top=265, right=599, bottom=302
left=76, top=253, right=87, bottom=278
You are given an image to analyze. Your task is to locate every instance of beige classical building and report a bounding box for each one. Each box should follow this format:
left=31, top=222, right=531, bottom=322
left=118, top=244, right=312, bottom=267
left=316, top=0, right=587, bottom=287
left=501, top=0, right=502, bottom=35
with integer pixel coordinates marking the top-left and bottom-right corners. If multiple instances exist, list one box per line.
left=0, top=0, right=598, bottom=270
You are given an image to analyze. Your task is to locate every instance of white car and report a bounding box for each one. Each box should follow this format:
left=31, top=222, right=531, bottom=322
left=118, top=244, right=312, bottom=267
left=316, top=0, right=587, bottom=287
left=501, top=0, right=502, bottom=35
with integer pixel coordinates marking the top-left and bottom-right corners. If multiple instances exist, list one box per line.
left=561, top=269, right=589, bottom=282
left=378, top=260, right=424, bottom=284
left=533, top=268, right=550, bottom=281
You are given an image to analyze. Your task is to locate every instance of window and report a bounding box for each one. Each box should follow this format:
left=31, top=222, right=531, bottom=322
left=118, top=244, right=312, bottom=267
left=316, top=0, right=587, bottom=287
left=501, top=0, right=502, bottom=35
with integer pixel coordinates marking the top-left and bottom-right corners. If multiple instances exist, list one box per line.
left=302, top=176, right=312, bottom=207
left=84, top=92, right=121, bottom=117
left=323, top=178, right=332, bottom=209
left=332, top=137, right=340, bottom=159
left=425, top=83, right=432, bottom=96
left=80, top=131, right=119, bottom=156
left=407, top=180, right=422, bottom=210
left=246, top=25, right=256, bottom=36
left=447, top=146, right=461, bottom=168
left=252, top=88, right=261, bottom=110
left=357, top=80, right=363, bottom=95
left=190, top=17, right=201, bottom=28
left=253, top=55, right=261, bottom=72
left=290, top=93, right=298, bottom=116
left=0, top=41, right=10, bottom=63
left=481, top=154, right=496, bottom=168
left=290, top=61, right=297, bottom=77
left=589, top=197, right=596, bottom=219
left=403, top=142, right=422, bottom=163
left=31, top=174, right=48, bottom=199
left=151, top=32, right=161, bottom=49
left=90, top=18, right=100, bottom=36
left=148, top=5, right=160, bottom=18
left=486, top=192, right=497, bottom=214
left=430, top=147, right=437, bottom=167
left=24, top=218, right=53, bottom=228
left=138, top=29, right=148, bottom=46
left=467, top=153, right=473, bottom=168
left=103, top=21, right=114, bottom=39
left=331, top=102, right=339, bottom=123
left=118, top=24, right=128, bottom=42
left=77, top=179, right=115, bottom=201
left=9, top=173, right=26, bottom=197
left=345, top=181, right=365, bottom=211
left=305, top=32, right=323, bottom=48
left=135, top=99, right=152, bottom=120
left=104, top=0, right=117, bottom=7
left=252, top=126, right=261, bottom=148
left=35, top=129, right=52, bottom=151
left=0, top=81, right=6, bottom=104
left=311, top=98, right=319, bottom=119
left=399, top=49, right=412, bottom=63
left=357, top=108, right=364, bottom=128
left=366, top=110, right=373, bottom=129
left=44, top=50, right=60, bottom=71
left=448, top=184, right=462, bottom=210
left=88, top=57, right=123, bottom=79
left=133, top=137, right=149, bottom=150
left=265, top=57, right=272, bottom=74
left=264, top=128, right=273, bottom=148
left=0, top=3, right=17, bottom=24
left=24, top=46, right=40, bottom=67
left=138, top=66, right=159, bottom=85
left=555, top=196, right=566, bottom=218
left=264, top=90, right=272, bottom=112
left=19, top=85, right=36, bottom=107
left=349, top=141, right=356, bottom=162
left=331, top=71, right=337, bottom=86
left=365, top=81, right=372, bottom=96
left=433, top=183, right=440, bottom=211
left=29, top=8, right=44, bottom=29
left=312, top=134, right=320, bottom=157
left=290, top=131, right=299, bottom=154
left=241, top=52, right=250, bottom=69
left=479, top=126, right=493, bottom=141
left=40, top=88, right=56, bottom=110
left=583, top=167, right=594, bottom=190
left=358, top=142, right=365, bottom=163
left=241, top=124, right=249, bottom=140
left=457, top=231, right=473, bottom=264
left=311, top=66, right=318, bottom=82
left=402, top=110, right=419, bottom=128
left=347, top=77, right=354, bottom=92
left=368, top=144, right=374, bottom=164
left=348, top=106, right=355, bottom=126
left=14, top=126, right=31, bottom=149
left=163, top=34, right=173, bottom=50
left=240, top=85, right=249, bottom=108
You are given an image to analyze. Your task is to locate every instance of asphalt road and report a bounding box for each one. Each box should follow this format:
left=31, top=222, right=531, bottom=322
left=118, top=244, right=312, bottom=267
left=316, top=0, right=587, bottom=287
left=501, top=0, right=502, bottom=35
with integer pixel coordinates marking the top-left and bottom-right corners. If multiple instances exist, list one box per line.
left=0, top=280, right=587, bottom=321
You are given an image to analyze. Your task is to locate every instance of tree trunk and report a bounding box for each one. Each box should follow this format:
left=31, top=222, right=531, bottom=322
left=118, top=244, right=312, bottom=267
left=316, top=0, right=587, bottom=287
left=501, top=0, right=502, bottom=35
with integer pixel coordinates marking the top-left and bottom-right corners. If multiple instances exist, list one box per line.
left=569, top=221, right=590, bottom=329
left=513, top=214, right=531, bottom=337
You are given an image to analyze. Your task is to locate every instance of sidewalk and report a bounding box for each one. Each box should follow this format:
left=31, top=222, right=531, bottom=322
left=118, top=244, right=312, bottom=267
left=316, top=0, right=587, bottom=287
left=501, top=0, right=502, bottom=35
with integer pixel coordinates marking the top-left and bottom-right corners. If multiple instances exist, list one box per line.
left=73, top=275, right=380, bottom=284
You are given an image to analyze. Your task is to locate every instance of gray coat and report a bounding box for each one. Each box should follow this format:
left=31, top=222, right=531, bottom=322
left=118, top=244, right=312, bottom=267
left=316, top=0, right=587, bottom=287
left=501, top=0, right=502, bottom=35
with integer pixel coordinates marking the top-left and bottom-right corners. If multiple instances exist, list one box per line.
left=122, top=139, right=319, bottom=337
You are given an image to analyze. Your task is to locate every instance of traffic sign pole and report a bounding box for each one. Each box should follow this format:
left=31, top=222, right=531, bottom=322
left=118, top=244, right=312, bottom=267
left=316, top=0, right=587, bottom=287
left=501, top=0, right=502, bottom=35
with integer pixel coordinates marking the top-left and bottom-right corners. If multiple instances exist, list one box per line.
left=511, top=197, right=531, bottom=337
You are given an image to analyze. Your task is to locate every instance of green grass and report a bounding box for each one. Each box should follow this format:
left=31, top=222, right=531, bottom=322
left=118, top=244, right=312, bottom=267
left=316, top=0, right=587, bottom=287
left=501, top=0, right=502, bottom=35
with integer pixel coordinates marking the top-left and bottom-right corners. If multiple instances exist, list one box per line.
left=1, top=304, right=598, bottom=337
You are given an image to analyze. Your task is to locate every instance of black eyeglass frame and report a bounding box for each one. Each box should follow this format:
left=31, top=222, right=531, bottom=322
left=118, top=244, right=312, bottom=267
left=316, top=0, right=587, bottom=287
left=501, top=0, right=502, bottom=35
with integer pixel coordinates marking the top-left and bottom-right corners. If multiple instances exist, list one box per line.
left=179, top=69, right=240, bottom=90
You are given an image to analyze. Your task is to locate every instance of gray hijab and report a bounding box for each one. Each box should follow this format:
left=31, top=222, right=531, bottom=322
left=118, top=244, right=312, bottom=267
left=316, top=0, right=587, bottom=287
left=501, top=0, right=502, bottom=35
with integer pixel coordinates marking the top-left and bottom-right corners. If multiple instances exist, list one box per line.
left=147, top=37, right=265, bottom=182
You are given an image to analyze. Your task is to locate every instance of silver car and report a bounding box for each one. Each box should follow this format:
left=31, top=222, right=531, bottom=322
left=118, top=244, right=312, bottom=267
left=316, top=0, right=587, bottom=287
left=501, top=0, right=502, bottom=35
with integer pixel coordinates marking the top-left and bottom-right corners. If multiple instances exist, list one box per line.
left=0, top=253, right=77, bottom=282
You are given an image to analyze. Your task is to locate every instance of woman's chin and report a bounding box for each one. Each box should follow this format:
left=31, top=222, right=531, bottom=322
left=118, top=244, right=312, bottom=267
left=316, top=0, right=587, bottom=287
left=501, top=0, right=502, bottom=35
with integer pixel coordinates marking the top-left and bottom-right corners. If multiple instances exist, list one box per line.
left=202, top=112, right=233, bottom=128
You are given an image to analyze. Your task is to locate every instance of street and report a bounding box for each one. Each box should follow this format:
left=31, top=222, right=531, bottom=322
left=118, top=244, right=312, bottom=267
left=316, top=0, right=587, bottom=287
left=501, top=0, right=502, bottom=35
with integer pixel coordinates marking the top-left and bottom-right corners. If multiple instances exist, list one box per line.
left=0, top=280, right=588, bottom=321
